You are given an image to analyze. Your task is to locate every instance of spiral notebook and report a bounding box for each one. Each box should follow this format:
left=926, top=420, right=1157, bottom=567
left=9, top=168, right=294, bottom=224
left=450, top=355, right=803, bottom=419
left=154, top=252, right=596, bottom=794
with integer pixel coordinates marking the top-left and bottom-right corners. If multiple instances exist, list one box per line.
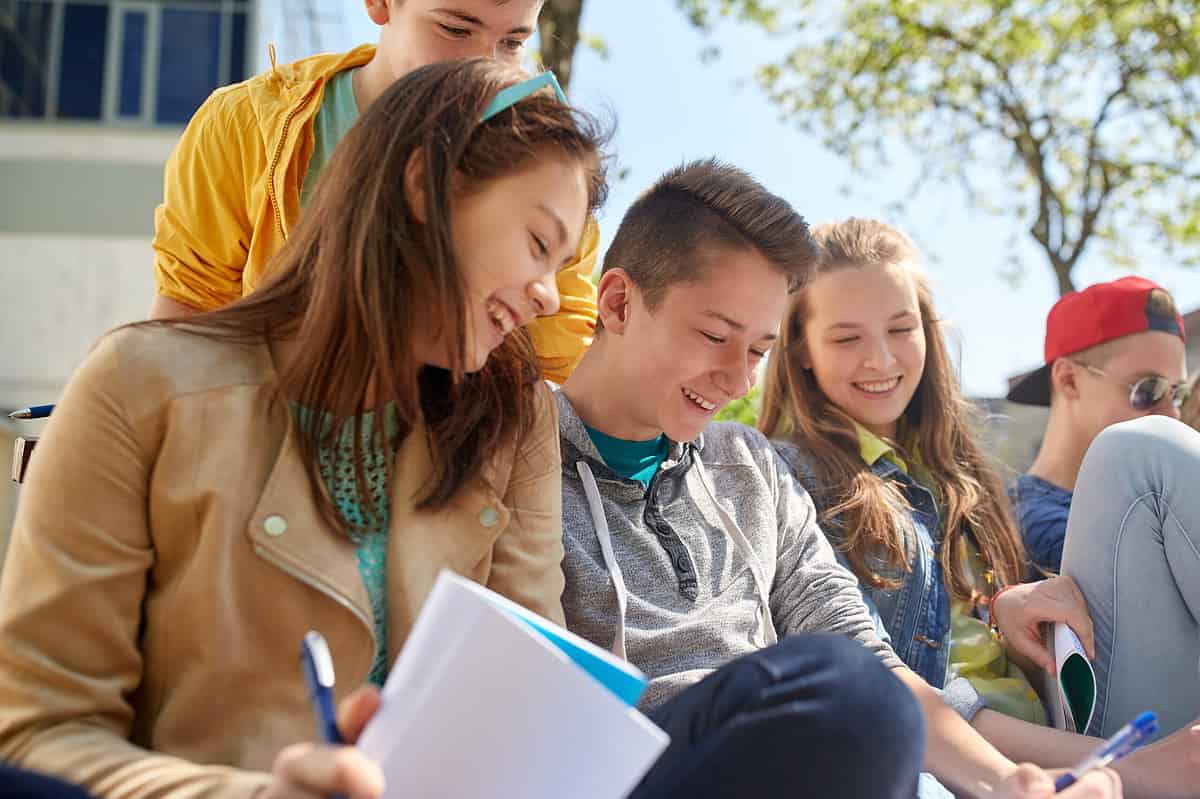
left=357, top=570, right=670, bottom=798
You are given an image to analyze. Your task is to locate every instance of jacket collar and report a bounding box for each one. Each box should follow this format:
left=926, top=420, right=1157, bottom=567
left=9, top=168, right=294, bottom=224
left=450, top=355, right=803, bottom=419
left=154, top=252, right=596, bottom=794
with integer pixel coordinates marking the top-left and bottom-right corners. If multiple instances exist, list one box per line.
left=855, top=422, right=907, bottom=472
left=242, top=340, right=374, bottom=667
left=265, top=43, right=376, bottom=87
left=245, top=335, right=514, bottom=675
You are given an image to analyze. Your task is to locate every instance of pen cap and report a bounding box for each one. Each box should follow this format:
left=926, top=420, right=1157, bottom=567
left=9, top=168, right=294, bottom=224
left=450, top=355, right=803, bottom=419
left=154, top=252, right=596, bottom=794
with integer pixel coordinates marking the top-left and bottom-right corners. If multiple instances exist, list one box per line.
left=302, top=631, right=337, bottom=688
left=1130, top=711, right=1158, bottom=738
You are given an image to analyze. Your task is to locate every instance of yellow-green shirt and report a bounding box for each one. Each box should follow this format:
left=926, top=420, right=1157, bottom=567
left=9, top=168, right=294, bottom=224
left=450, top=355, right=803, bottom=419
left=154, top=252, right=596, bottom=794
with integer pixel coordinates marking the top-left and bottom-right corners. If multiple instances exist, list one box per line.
left=855, top=424, right=1046, bottom=725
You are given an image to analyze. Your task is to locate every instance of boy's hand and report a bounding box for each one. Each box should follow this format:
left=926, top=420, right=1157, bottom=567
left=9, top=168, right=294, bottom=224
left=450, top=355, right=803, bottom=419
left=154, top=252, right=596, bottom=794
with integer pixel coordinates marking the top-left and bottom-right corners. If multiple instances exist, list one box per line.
left=1115, top=720, right=1200, bottom=799
left=992, top=576, right=1094, bottom=674
left=259, top=685, right=385, bottom=799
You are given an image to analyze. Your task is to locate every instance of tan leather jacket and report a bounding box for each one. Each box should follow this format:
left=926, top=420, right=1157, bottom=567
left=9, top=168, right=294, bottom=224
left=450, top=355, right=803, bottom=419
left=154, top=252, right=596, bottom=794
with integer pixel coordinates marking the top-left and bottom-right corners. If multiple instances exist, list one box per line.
left=0, top=325, right=565, bottom=798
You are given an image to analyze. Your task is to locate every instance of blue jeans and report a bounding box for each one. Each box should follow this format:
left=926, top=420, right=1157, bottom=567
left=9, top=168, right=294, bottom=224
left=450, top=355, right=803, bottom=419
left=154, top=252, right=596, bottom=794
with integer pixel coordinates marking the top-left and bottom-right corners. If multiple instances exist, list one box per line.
left=1062, top=415, right=1200, bottom=739
left=630, top=633, right=925, bottom=798
left=0, top=763, right=92, bottom=799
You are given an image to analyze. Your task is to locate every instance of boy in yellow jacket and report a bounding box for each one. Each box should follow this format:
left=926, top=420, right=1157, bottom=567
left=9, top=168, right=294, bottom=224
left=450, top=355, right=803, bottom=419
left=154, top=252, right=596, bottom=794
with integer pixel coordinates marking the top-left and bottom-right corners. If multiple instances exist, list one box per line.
left=149, top=0, right=599, bottom=383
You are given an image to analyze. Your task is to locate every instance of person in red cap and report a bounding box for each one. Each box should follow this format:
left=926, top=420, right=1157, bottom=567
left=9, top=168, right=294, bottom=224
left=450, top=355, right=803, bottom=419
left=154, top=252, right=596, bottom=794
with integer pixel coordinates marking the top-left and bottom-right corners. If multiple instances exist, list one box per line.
left=1006, top=276, right=1200, bottom=745
left=1008, top=276, right=1189, bottom=572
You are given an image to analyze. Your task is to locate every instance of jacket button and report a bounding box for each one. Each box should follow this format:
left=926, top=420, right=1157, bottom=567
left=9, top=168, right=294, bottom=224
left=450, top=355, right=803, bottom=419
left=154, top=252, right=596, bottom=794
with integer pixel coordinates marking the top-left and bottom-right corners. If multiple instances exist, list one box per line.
left=263, top=515, right=288, bottom=537
left=478, top=507, right=498, bottom=528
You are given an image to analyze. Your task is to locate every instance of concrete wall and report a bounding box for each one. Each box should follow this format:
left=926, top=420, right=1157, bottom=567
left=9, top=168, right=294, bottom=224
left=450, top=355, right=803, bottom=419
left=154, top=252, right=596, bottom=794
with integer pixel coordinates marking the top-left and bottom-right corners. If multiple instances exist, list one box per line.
left=0, top=124, right=176, bottom=558
left=973, top=398, right=1050, bottom=479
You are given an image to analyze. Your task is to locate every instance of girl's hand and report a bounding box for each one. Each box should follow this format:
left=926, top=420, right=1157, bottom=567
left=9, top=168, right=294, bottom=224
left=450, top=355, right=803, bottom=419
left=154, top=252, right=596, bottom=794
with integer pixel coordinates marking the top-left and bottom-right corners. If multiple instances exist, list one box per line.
left=992, top=576, right=1095, bottom=674
left=258, top=685, right=385, bottom=799
left=996, top=763, right=1121, bottom=798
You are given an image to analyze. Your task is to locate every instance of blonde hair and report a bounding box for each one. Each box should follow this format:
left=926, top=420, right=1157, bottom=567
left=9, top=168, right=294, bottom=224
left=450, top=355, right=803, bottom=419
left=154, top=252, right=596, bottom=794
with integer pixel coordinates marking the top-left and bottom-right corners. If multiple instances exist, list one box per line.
left=760, top=218, right=1026, bottom=598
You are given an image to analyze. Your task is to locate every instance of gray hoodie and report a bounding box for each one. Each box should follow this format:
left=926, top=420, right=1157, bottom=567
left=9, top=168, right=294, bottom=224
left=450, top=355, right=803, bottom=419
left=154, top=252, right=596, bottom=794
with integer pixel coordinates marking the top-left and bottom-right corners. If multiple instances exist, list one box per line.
left=556, top=392, right=901, bottom=709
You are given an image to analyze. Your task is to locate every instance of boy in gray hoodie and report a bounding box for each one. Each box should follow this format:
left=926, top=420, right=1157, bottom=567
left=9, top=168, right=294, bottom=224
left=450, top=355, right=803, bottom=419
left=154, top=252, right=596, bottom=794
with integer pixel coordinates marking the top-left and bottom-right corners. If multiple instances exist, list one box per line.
left=556, top=160, right=1119, bottom=799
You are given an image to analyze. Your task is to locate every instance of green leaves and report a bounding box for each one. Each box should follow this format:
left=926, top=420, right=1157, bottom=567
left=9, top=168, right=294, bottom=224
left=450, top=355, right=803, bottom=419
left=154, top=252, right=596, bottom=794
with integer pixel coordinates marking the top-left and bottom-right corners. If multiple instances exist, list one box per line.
left=676, top=0, right=781, bottom=31
left=714, top=386, right=763, bottom=426
left=679, top=0, right=1200, bottom=293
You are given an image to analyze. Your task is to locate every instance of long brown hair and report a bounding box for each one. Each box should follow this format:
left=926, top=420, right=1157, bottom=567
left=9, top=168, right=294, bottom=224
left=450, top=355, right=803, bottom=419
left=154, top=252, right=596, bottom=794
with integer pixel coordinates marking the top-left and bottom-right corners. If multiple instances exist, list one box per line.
left=760, top=218, right=1025, bottom=599
left=141, top=59, right=607, bottom=532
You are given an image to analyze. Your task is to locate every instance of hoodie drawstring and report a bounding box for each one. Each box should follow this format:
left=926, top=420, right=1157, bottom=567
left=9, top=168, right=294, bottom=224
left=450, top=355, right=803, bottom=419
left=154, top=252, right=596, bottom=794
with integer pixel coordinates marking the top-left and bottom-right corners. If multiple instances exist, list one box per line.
left=575, top=455, right=778, bottom=661
left=692, top=456, right=778, bottom=648
left=577, top=461, right=629, bottom=659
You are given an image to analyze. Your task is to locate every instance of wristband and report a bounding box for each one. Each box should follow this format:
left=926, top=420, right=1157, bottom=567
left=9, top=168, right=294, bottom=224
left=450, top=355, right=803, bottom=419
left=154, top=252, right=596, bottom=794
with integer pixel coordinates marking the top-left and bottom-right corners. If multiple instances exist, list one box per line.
left=987, top=584, right=1018, bottom=638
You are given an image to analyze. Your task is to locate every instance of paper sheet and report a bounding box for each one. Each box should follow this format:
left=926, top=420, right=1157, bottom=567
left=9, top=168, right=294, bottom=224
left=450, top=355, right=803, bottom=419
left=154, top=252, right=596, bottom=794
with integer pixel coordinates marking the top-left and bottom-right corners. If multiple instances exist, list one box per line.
left=357, top=571, right=670, bottom=798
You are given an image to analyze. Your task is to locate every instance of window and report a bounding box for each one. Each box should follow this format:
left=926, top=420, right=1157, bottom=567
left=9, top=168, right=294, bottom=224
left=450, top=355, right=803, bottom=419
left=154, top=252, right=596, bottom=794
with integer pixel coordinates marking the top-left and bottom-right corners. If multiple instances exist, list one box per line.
left=0, top=0, right=252, bottom=125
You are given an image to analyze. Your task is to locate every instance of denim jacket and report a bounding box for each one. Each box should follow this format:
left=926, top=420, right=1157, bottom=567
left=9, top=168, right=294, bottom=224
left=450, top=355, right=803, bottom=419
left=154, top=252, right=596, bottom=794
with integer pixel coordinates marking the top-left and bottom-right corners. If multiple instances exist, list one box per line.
left=773, top=440, right=985, bottom=722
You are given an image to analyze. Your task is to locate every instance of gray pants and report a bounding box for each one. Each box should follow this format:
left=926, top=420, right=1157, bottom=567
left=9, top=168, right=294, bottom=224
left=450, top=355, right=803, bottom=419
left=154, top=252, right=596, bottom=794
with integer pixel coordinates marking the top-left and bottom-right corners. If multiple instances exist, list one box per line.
left=1061, top=415, right=1200, bottom=740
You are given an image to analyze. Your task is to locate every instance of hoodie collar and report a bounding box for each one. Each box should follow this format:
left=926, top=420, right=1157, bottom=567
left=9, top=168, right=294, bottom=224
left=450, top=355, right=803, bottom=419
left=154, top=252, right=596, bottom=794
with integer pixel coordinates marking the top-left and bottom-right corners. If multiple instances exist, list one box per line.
left=554, top=390, right=702, bottom=472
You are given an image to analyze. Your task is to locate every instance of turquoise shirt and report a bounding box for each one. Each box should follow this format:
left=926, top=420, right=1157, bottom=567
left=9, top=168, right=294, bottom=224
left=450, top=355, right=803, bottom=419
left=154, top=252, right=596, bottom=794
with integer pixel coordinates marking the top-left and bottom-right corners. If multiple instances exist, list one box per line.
left=583, top=424, right=668, bottom=487
left=300, top=67, right=360, bottom=207
left=295, top=403, right=397, bottom=687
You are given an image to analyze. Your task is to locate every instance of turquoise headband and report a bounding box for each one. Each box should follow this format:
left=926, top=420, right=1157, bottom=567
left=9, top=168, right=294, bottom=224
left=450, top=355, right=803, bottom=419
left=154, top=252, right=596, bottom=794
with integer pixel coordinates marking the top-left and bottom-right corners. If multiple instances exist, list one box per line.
left=480, top=71, right=568, bottom=122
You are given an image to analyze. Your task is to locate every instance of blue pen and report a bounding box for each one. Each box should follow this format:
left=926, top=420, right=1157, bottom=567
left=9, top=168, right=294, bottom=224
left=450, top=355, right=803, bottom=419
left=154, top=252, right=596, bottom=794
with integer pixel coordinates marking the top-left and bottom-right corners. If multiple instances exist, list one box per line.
left=300, top=631, right=345, bottom=745
left=8, top=404, right=55, bottom=420
left=1055, top=711, right=1158, bottom=792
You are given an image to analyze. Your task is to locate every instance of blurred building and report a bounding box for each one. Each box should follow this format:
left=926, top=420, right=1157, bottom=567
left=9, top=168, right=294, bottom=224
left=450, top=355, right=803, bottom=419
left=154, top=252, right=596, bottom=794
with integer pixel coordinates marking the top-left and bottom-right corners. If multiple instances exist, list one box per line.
left=0, top=0, right=365, bottom=551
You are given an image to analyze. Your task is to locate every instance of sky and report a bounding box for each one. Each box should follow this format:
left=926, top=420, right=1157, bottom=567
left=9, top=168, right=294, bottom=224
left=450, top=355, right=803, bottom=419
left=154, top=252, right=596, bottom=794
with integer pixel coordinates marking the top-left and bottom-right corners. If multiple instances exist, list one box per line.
left=346, top=3, right=1200, bottom=397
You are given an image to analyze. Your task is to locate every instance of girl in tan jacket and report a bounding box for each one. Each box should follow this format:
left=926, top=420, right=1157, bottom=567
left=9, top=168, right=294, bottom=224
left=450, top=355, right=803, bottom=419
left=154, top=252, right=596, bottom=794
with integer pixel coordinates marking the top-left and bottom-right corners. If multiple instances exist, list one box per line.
left=0, top=58, right=607, bottom=799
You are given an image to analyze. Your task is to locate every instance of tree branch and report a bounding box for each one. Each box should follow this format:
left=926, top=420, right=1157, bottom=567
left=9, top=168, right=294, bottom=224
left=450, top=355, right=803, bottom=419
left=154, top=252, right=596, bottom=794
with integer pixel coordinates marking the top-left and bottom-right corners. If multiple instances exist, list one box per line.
left=1063, top=68, right=1137, bottom=269
left=537, top=0, right=584, bottom=92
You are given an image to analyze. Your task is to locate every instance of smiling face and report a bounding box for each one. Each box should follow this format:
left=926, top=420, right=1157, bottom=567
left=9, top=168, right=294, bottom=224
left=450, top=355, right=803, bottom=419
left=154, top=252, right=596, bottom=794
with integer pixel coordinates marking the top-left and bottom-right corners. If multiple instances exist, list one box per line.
left=801, top=261, right=927, bottom=439
left=418, top=150, right=589, bottom=372
left=605, top=245, right=790, bottom=443
left=366, top=0, right=541, bottom=75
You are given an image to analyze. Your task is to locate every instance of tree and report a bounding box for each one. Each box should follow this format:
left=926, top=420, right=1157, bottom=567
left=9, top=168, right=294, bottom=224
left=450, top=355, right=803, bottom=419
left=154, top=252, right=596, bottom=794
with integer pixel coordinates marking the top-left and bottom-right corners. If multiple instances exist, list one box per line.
left=680, top=0, right=1200, bottom=294
left=537, top=0, right=585, bottom=92
left=714, top=386, right=763, bottom=425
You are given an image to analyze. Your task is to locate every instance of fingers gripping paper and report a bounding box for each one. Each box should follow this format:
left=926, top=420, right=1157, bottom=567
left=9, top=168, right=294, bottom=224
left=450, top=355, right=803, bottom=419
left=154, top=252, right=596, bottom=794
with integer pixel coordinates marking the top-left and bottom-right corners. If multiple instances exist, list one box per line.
left=357, top=570, right=670, bottom=798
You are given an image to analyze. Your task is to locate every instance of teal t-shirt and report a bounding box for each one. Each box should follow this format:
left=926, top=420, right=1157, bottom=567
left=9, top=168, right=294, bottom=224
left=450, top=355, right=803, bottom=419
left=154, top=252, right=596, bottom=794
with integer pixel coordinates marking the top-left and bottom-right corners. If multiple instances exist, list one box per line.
left=300, top=67, right=361, bottom=207
left=294, top=402, right=397, bottom=687
left=584, top=424, right=668, bottom=487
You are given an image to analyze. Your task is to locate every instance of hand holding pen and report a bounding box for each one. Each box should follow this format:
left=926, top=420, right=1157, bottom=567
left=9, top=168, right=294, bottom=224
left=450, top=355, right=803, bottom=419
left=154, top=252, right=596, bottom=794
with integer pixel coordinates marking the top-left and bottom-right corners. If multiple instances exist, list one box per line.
left=257, top=632, right=385, bottom=799
left=997, top=764, right=1122, bottom=798
left=1055, top=712, right=1157, bottom=793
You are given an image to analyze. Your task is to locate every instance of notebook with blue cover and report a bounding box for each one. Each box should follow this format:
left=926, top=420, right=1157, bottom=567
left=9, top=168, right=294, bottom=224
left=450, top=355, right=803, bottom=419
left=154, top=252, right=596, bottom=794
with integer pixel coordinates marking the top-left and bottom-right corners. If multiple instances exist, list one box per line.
left=357, top=570, right=668, bottom=799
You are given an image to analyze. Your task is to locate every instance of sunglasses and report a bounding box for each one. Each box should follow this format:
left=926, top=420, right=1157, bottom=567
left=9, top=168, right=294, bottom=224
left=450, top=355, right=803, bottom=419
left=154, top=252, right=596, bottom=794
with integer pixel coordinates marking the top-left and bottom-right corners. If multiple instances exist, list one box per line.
left=1077, top=362, right=1191, bottom=413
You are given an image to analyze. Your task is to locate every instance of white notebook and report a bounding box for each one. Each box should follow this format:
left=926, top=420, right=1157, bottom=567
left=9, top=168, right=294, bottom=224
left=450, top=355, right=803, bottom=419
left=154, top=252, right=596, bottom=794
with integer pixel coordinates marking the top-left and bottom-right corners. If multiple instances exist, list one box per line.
left=1042, top=622, right=1097, bottom=734
left=357, top=570, right=670, bottom=799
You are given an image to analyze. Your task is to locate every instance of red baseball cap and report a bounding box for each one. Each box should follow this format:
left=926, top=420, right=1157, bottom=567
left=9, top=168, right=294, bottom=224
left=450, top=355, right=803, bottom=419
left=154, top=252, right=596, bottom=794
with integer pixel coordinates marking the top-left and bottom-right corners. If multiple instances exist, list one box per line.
left=1007, top=276, right=1186, bottom=406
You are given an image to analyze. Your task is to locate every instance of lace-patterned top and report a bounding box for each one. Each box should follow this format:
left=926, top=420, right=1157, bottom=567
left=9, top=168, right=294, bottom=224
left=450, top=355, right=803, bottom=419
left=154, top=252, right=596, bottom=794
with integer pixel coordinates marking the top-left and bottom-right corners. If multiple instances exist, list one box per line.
left=296, top=403, right=400, bottom=686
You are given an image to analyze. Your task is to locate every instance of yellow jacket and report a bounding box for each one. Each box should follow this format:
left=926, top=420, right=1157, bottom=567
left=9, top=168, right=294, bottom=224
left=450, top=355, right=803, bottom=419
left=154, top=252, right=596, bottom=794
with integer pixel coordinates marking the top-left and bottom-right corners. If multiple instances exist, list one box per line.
left=152, top=45, right=599, bottom=383
left=0, top=324, right=565, bottom=798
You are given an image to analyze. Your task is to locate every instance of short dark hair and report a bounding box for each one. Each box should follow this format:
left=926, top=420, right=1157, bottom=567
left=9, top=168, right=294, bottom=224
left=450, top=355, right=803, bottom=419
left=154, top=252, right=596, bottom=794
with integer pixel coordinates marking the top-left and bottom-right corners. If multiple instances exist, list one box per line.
left=601, top=159, right=818, bottom=310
